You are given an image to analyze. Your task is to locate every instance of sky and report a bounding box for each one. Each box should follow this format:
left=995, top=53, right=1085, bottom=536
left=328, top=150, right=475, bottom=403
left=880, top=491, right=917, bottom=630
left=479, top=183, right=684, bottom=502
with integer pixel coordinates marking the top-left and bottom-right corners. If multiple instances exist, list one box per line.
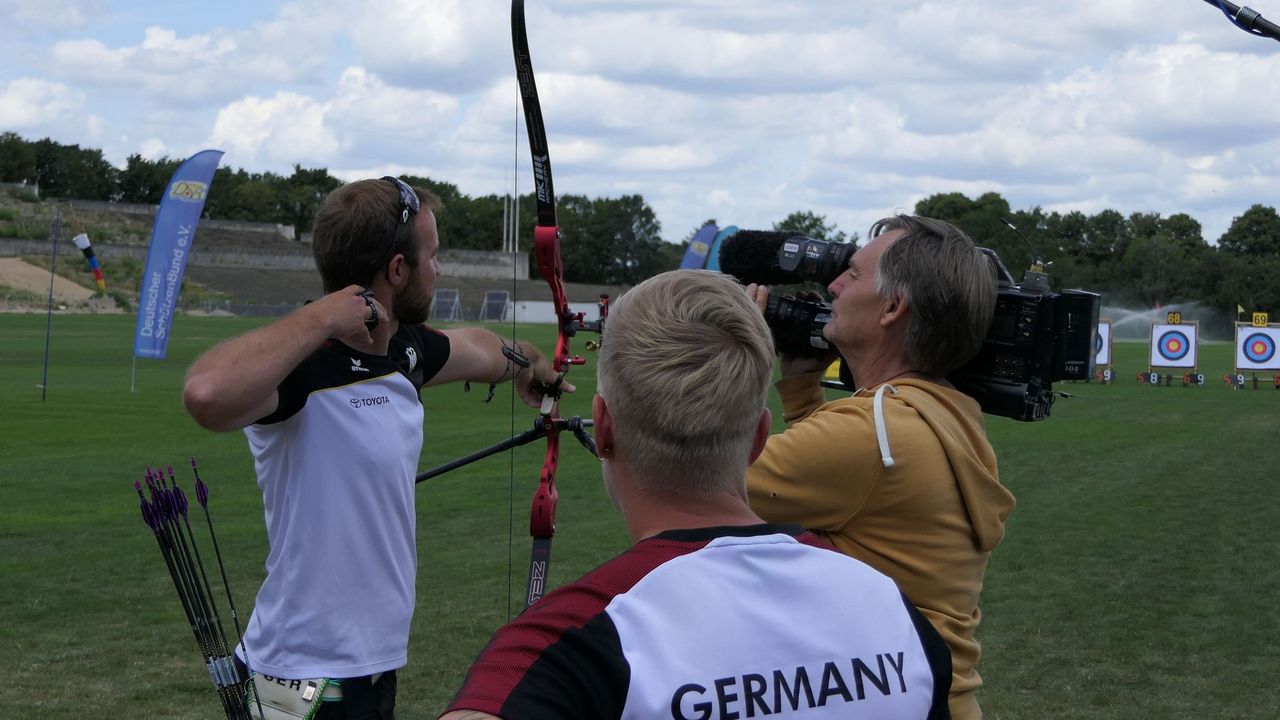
left=1, top=0, right=1278, bottom=247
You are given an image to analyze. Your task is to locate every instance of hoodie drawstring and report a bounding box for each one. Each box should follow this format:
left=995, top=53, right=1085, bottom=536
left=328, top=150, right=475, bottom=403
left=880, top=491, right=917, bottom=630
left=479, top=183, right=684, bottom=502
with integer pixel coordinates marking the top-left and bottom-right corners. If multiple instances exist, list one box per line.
left=873, top=383, right=898, bottom=468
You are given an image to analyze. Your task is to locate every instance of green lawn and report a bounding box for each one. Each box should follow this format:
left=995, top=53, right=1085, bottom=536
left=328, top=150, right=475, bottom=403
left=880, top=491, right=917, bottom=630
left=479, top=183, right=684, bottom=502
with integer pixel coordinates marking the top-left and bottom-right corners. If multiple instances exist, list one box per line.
left=0, top=313, right=1276, bottom=719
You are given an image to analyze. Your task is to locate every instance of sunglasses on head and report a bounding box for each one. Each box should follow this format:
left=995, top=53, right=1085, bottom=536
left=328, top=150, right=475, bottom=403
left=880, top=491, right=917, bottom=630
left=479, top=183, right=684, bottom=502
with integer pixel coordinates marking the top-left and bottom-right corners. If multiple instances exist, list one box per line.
left=379, top=176, right=420, bottom=266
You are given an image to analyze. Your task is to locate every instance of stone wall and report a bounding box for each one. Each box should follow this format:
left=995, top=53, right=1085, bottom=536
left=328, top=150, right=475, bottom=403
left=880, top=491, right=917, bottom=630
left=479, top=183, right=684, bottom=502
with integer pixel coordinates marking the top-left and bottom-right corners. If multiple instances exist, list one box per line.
left=67, top=200, right=295, bottom=241
left=0, top=237, right=529, bottom=277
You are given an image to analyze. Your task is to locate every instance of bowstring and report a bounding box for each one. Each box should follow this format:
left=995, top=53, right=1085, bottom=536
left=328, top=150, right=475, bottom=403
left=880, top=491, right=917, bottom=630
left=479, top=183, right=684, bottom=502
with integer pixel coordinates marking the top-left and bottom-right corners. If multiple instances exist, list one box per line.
left=505, top=69, right=521, bottom=622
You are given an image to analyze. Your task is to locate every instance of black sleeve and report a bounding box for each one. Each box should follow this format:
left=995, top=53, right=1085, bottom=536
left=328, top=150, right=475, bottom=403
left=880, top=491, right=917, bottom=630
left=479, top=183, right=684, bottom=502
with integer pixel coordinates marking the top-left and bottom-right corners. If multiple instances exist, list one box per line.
left=445, top=604, right=629, bottom=720
left=902, top=593, right=953, bottom=720
left=255, top=348, right=325, bottom=425
left=496, top=613, right=630, bottom=719
left=395, top=324, right=451, bottom=390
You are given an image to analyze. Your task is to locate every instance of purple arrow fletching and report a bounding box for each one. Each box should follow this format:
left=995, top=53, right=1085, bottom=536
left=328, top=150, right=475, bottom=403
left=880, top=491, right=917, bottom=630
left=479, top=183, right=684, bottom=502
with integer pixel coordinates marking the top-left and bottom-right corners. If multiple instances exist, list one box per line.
left=190, top=456, right=210, bottom=508
left=165, top=466, right=188, bottom=517
left=133, top=479, right=158, bottom=530
left=140, top=497, right=158, bottom=531
left=145, top=473, right=161, bottom=508
left=195, top=476, right=209, bottom=509
left=153, top=467, right=174, bottom=519
left=174, top=485, right=189, bottom=518
left=134, top=480, right=158, bottom=531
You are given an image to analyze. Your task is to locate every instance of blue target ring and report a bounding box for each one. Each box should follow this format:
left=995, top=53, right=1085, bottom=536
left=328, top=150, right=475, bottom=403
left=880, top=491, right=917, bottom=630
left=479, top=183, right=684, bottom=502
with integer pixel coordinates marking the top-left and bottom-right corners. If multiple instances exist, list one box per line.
left=1158, top=330, right=1190, bottom=361
left=1095, top=332, right=1103, bottom=355
left=1243, top=332, right=1276, bottom=364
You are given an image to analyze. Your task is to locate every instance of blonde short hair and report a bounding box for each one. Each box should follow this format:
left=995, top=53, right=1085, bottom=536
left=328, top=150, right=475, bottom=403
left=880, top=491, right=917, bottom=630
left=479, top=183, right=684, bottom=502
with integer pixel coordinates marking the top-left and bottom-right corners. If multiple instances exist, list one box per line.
left=597, top=270, right=774, bottom=497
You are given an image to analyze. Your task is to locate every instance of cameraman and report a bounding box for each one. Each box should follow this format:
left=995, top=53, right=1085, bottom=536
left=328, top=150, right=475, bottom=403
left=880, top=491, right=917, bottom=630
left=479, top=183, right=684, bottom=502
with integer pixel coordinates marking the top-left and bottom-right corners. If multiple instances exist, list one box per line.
left=745, top=215, right=1016, bottom=720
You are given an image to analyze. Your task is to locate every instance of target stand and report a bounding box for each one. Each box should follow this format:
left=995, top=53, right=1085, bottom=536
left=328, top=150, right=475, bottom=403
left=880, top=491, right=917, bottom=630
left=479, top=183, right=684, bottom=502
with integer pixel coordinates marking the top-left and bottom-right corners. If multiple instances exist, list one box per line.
left=1226, top=320, right=1280, bottom=390
left=1139, top=318, right=1202, bottom=387
left=1092, top=320, right=1114, bottom=384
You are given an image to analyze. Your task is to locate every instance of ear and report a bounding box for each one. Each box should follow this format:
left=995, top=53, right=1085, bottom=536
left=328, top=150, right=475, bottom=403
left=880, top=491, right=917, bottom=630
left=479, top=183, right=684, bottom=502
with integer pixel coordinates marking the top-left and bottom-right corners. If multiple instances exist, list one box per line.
left=593, top=394, right=614, bottom=456
left=385, top=253, right=409, bottom=288
left=747, top=408, right=772, bottom=464
left=878, top=292, right=909, bottom=329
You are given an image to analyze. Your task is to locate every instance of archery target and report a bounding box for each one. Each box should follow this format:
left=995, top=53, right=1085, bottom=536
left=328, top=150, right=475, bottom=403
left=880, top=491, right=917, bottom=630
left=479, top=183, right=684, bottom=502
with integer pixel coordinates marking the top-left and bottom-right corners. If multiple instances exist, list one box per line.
left=1235, top=325, right=1280, bottom=371
left=1095, top=322, right=1112, bottom=366
left=1149, top=323, right=1198, bottom=369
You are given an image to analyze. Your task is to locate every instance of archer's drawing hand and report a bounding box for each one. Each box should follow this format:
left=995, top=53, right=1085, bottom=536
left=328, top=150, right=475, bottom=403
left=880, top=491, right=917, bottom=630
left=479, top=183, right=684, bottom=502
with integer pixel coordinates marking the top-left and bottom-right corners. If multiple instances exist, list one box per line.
left=309, top=285, right=388, bottom=345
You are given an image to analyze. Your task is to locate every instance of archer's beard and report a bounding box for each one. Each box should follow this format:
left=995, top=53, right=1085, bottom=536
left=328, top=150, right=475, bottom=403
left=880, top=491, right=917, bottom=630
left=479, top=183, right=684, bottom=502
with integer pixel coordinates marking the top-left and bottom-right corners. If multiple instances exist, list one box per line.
left=394, top=274, right=432, bottom=325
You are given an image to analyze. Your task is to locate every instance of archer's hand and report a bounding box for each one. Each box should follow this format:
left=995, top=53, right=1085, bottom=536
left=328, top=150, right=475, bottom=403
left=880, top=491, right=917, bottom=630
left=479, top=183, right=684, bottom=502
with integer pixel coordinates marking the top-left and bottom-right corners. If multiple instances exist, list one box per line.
left=515, top=344, right=575, bottom=408
left=307, top=285, right=387, bottom=345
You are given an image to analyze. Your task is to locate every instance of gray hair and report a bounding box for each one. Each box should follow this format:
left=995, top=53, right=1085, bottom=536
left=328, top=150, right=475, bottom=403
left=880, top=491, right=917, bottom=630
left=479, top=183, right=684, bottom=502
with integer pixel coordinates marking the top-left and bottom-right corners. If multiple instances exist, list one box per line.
left=870, top=215, right=997, bottom=376
left=597, top=270, right=774, bottom=497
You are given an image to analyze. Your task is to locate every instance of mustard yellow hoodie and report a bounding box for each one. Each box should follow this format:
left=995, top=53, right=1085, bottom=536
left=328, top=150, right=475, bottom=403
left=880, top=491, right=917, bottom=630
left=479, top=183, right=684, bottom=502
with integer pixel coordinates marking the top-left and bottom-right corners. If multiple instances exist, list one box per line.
left=748, top=374, right=1015, bottom=720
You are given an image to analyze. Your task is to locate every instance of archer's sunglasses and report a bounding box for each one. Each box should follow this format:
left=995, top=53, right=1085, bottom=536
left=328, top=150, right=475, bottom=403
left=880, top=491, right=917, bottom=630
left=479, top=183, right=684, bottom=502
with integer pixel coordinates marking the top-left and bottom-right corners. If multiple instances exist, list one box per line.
left=380, top=175, right=420, bottom=265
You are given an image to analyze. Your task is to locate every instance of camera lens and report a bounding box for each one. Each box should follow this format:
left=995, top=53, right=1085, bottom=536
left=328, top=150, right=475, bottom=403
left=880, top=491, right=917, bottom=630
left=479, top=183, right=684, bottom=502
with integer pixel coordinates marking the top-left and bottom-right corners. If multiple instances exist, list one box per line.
left=777, top=237, right=856, bottom=285
left=763, top=295, right=833, bottom=357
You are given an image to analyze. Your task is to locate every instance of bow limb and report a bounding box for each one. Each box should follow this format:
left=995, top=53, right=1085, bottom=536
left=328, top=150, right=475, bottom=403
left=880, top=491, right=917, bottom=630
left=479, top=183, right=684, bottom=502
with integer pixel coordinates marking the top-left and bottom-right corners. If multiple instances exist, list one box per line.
left=514, top=0, right=567, bottom=608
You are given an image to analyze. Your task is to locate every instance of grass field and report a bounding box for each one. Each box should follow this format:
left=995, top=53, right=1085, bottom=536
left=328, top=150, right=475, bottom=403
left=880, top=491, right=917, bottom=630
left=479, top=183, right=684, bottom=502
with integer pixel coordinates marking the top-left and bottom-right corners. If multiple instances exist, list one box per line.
left=1, top=313, right=1277, bottom=719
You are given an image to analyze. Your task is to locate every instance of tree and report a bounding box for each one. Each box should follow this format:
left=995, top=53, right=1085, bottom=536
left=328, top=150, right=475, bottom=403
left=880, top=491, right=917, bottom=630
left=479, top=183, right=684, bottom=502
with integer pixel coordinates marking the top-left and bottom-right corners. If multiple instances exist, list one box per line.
left=772, top=210, right=855, bottom=246
left=1218, top=204, right=1280, bottom=257
left=31, top=138, right=116, bottom=200
left=1215, top=252, right=1280, bottom=316
left=0, top=132, right=37, bottom=184
left=557, top=194, right=665, bottom=284
left=914, top=191, right=1021, bottom=267
left=116, top=154, right=181, bottom=204
left=282, top=165, right=342, bottom=234
left=1116, top=213, right=1212, bottom=306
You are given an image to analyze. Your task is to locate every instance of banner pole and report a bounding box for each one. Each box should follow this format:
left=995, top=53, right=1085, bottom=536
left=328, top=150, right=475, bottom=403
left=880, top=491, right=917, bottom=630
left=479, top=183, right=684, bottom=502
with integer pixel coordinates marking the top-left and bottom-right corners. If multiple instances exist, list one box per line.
left=40, top=207, right=62, bottom=401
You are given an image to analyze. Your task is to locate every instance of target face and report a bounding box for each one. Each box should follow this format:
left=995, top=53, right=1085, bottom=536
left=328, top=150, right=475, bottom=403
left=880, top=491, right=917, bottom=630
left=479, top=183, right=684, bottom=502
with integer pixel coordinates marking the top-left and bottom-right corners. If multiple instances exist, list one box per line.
left=1159, top=331, right=1190, bottom=360
left=1149, top=323, right=1198, bottom=369
left=1235, top=325, right=1280, bottom=371
left=1244, top=334, right=1275, bottom=363
left=1095, top=322, right=1112, bottom=366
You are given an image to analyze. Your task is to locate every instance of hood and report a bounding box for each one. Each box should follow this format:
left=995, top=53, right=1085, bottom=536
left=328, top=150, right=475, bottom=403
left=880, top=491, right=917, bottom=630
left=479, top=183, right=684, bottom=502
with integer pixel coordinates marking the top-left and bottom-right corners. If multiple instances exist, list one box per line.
left=880, top=379, right=1015, bottom=551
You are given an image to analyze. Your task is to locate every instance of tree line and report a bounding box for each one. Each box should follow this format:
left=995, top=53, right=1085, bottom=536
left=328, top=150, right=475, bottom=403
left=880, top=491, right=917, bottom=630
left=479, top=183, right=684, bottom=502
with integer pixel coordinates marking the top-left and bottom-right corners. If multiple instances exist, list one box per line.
left=913, top=191, right=1280, bottom=316
left=0, top=132, right=685, bottom=285
left=2, top=133, right=1276, bottom=313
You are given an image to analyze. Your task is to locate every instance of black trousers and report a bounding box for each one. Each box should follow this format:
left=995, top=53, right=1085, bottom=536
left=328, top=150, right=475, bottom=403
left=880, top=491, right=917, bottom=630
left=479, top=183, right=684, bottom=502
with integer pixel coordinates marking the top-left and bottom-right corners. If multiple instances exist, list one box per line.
left=235, top=656, right=398, bottom=720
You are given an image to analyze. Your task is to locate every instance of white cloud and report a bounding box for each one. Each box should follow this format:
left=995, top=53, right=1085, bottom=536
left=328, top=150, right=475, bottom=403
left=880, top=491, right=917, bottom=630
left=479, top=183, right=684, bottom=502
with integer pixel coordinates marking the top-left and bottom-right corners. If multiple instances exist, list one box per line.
left=0, top=0, right=100, bottom=32
left=328, top=67, right=459, bottom=138
left=4, top=0, right=1278, bottom=245
left=138, top=138, right=169, bottom=160
left=345, top=0, right=509, bottom=91
left=208, top=92, right=339, bottom=164
left=0, top=78, right=84, bottom=129
left=48, top=10, right=339, bottom=106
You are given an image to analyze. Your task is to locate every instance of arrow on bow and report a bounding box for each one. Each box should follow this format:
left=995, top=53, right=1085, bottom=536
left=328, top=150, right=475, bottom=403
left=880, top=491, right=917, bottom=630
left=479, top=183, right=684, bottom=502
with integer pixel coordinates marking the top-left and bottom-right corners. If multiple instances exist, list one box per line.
left=414, top=0, right=607, bottom=611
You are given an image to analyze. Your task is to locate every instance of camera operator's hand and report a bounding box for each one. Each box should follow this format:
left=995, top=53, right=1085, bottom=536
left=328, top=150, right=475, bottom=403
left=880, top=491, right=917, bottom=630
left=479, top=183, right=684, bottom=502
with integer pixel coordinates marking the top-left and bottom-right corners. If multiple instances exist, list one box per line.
left=745, top=284, right=839, bottom=379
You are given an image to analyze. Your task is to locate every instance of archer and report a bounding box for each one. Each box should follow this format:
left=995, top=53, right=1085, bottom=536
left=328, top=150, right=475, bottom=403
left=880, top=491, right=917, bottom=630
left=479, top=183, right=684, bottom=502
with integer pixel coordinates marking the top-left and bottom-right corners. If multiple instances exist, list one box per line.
left=182, top=177, right=562, bottom=719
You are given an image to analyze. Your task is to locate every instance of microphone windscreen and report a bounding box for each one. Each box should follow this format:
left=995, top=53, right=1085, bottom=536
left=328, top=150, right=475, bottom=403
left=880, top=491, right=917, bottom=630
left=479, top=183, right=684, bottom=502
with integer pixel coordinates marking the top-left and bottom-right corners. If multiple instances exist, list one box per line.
left=718, top=230, right=799, bottom=285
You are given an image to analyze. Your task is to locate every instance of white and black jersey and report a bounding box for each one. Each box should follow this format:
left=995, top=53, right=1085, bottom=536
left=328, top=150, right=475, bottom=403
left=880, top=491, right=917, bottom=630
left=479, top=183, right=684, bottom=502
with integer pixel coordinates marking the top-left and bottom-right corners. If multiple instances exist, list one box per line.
left=444, top=524, right=952, bottom=720
left=241, top=324, right=449, bottom=680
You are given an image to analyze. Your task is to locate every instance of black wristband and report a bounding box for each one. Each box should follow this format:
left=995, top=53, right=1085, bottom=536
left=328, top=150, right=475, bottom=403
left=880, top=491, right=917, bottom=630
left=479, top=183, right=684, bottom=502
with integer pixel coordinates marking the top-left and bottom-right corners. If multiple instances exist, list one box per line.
left=502, top=342, right=531, bottom=369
